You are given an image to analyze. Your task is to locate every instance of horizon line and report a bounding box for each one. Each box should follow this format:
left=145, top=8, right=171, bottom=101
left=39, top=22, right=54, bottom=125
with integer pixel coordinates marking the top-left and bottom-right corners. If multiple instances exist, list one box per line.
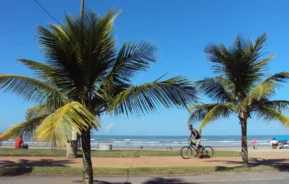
left=92, top=134, right=288, bottom=136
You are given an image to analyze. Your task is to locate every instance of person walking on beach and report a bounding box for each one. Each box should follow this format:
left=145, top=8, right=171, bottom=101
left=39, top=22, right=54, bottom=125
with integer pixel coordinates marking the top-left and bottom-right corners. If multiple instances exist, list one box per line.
left=188, top=125, right=201, bottom=158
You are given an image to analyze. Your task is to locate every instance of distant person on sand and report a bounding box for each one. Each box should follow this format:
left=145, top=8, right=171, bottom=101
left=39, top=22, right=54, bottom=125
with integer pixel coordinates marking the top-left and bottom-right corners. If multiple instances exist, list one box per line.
left=188, top=125, right=201, bottom=158
left=14, top=136, right=28, bottom=149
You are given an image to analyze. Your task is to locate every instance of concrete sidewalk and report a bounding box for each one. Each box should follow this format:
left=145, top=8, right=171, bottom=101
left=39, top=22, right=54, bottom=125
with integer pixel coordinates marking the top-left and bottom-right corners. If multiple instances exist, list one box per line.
left=0, top=171, right=289, bottom=184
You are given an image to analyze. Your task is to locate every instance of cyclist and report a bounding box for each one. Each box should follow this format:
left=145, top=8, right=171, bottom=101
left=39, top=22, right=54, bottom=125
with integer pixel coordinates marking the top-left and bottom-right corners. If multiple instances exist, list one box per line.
left=188, top=125, right=201, bottom=158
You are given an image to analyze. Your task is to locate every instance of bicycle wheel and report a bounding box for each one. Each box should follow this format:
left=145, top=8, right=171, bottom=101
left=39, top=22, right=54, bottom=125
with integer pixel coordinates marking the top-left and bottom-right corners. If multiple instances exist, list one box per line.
left=201, top=146, right=214, bottom=158
left=180, top=146, right=193, bottom=159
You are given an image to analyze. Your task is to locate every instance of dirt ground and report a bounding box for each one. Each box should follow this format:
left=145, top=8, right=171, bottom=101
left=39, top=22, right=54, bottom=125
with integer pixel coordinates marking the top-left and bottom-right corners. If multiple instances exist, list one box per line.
left=1, top=152, right=289, bottom=168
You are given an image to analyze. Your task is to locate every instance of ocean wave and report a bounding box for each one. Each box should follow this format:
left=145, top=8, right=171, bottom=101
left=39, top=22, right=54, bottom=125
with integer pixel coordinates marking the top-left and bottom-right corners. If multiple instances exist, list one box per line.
left=203, top=141, right=239, bottom=143
left=130, top=141, right=144, bottom=144
left=113, top=141, right=123, bottom=143
left=146, top=141, right=160, bottom=144
left=1, top=135, right=274, bottom=148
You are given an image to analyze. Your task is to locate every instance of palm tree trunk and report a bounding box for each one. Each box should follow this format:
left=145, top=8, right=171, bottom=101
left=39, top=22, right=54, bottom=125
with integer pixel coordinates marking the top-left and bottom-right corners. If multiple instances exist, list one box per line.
left=81, top=131, right=93, bottom=184
left=240, top=118, right=249, bottom=166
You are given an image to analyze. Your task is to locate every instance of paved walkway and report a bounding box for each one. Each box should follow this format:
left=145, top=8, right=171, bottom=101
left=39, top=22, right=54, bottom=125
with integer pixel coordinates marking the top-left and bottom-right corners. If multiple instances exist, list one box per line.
left=1, top=152, right=289, bottom=168
left=0, top=172, right=289, bottom=184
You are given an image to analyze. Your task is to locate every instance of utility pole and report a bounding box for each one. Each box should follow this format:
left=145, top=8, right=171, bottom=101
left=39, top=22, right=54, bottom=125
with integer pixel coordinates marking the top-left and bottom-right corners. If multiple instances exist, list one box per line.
left=78, top=0, right=85, bottom=152
left=80, top=0, right=85, bottom=23
left=67, top=0, right=86, bottom=159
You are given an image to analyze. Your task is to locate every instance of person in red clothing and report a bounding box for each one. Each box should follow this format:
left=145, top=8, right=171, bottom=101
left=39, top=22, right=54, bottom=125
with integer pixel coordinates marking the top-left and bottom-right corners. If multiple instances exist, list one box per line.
left=15, top=136, right=24, bottom=148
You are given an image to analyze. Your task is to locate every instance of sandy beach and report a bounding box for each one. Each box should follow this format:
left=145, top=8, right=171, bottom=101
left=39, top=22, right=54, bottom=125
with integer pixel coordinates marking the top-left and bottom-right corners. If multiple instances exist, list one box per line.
left=1, top=147, right=289, bottom=168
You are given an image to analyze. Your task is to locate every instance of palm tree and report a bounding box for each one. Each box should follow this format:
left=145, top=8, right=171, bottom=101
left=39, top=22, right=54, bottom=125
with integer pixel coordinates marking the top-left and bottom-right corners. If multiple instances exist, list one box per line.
left=0, top=10, right=197, bottom=184
left=188, top=33, right=289, bottom=166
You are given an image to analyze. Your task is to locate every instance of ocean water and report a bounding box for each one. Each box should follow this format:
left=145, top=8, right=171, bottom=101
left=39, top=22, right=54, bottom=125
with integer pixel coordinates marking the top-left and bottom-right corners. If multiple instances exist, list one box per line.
left=89, top=135, right=276, bottom=148
left=0, top=135, right=280, bottom=148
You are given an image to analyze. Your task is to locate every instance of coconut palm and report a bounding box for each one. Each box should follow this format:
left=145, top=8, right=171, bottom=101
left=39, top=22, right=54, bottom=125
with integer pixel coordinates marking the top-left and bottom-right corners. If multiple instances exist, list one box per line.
left=0, top=10, right=197, bottom=184
left=188, top=33, right=289, bottom=166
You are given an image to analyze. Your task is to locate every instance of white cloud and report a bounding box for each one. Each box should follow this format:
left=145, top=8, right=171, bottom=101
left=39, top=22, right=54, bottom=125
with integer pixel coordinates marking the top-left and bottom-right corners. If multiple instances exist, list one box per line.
left=105, top=122, right=114, bottom=132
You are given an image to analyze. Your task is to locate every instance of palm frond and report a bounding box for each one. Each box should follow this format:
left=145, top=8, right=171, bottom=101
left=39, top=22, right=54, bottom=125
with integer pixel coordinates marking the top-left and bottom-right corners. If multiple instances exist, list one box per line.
left=38, top=24, right=87, bottom=101
left=0, top=116, right=46, bottom=141
left=189, top=103, right=235, bottom=131
left=18, top=59, right=56, bottom=79
left=100, top=41, right=157, bottom=92
left=93, top=42, right=158, bottom=111
left=110, top=76, right=198, bottom=117
left=0, top=75, right=69, bottom=106
left=252, top=99, right=289, bottom=113
left=251, top=33, right=267, bottom=57
left=33, top=102, right=101, bottom=147
left=253, top=56, right=274, bottom=73
left=247, top=72, right=289, bottom=104
left=82, top=9, right=119, bottom=84
left=205, top=33, right=271, bottom=98
left=205, top=43, right=229, bottom=64
left=26, top=103, right=56, bottom=120
left=111, top=42, right=157, bottom=82
left=187, top=103, right=219, bottom=124
left=37, top=10, right=122, bottom=101
left=254, top=106, right=289, bottom=127
left=196, top=77, right=234, bottom=102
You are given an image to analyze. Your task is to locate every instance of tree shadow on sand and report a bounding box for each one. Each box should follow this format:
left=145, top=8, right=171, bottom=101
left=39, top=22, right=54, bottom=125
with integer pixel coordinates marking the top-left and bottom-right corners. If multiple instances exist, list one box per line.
left=73, top=180, right=131, bottom=184
left=209, top=158, right=289, bottom=172
left=143, top=177, right=200, bottom=184
left=0, top=159, right=74, bottom=176
left=73, top=178, right=201, bottom=184
left=0, top=167, right=32, bottom=176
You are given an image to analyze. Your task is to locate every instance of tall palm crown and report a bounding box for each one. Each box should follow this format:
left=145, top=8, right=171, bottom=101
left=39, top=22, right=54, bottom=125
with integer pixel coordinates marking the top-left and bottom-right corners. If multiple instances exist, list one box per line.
left=188, top=33, right=289, bottom=165
left=0, top=10, right=197, bottom=183
left=0, top=10, right=197, bottom=143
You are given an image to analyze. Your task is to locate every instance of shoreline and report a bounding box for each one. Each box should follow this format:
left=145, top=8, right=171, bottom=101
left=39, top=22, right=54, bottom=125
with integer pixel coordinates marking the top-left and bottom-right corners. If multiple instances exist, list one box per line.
left=0, top=145, right=277, bottom=152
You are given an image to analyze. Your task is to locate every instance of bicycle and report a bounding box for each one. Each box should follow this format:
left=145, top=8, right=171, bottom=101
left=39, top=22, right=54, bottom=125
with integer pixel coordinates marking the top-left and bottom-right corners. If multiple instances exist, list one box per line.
left=180, top=141, right=214, bottom=159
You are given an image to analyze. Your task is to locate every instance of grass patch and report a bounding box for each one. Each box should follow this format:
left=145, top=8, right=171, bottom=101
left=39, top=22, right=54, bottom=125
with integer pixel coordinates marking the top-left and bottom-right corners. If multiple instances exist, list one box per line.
left=1, top=165, right=288, bottom=176
left=0, top=149, right=66, bottom=157
left=0, top=149, right=239, bottom=157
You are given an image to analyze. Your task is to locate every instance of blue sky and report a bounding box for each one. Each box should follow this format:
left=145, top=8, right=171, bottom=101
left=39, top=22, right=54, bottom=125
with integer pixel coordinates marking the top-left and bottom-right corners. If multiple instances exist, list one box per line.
left=1, top=0, right=289, bottom=136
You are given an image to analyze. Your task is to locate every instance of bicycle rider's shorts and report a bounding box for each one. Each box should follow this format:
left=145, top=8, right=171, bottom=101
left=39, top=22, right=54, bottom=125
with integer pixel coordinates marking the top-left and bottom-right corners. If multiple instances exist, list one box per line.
left=190, top=139, right=201, bottom=148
